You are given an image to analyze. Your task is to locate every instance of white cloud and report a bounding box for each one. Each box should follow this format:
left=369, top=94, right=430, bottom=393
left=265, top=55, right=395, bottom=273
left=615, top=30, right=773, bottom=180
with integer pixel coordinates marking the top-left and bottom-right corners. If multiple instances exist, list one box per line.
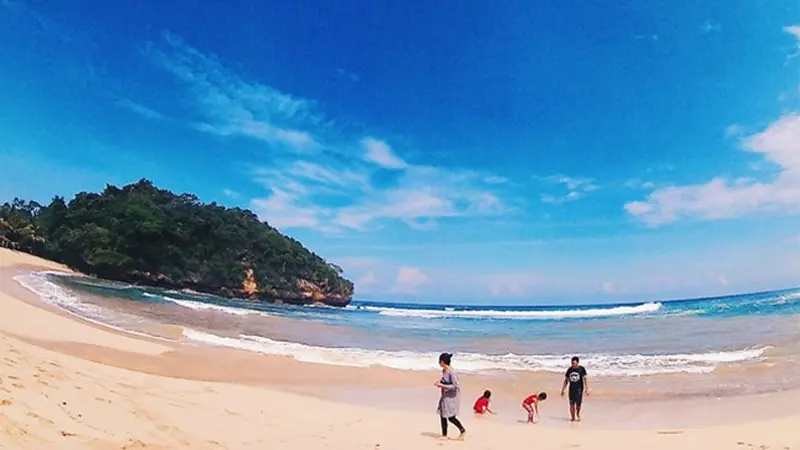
left=146, top=35, right=510, bottom=233
left=483, top=176, right=508, bottom=184
left=337, top=68, right=361, bottom=82
left=785, top=25, right=800, bottom=62
left=148, top=32, right=319, bottom=151
left=251, top=158, right=508, bottom=232
left=113, top=97, right=167, bottom=121
left=361, top=137, right=408, bottom=169
left=601, top=281, right=616, bottom=293
left=250, top=189, right=329, bottom=230
left=333, top=256, right=381, bottom=269
left=717, top=275, right=729, bottom=286
left=725, top=124, right=744, bottom=138
left=335, top=187, right=455, bottom=231
left=700, top=21, right=721, bottom=34
left=634, top=34, right=659, bottom=42
left=285, top=161, right=371, bottom=192
left=222, top=188, right=239, bottom=199
left=784, top=235, right=800, bottom=246
left=537, top=175, right=598, bottom=204
left=392, top=267, right=429, bottom=294
left=624, top=178, right=656, bottom=190
left=626, top=114, right=800, bottom=225
left=356, top=271, right=377, bottom=286
left=331, top=165, right=507, bottom=231
left=486, top=273, right=537, bottom=297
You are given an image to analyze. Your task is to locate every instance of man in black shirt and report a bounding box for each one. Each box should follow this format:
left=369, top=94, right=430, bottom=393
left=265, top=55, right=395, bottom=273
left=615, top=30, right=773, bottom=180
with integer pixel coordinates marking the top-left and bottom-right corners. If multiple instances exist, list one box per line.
left=560, top=356, right=589, bottom=421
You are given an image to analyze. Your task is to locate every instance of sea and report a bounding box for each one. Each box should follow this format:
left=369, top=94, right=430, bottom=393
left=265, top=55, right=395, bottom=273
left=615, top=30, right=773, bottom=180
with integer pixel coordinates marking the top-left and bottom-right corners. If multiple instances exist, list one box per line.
left=13, top=270, right=800, bottom=399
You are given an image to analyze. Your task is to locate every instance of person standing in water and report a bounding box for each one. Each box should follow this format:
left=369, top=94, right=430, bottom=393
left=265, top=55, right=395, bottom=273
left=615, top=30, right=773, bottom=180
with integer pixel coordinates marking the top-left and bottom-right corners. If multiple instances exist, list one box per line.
left=560, top=356, right=589, bottom=421
left=434, top=352, right=466, bottom=440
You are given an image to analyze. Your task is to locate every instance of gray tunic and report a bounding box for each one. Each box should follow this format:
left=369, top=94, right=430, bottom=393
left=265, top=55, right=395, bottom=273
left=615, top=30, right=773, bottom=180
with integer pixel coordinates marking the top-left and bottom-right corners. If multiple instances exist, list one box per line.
left=436, top=369, right=461, bottom=418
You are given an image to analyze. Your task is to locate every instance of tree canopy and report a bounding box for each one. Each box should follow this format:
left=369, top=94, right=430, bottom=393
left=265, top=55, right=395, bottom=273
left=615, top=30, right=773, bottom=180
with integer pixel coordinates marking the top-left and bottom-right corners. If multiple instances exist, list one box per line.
left=0, top=180, right=353, bottom=306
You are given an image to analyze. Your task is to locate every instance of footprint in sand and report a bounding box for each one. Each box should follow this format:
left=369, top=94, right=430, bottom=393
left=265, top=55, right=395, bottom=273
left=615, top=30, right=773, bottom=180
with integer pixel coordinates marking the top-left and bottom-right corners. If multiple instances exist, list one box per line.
left=1, top=399, right=12, bottom=406
left=11, top=383, right=24, bottom=389
left=26, top=412, right=55, bottom=425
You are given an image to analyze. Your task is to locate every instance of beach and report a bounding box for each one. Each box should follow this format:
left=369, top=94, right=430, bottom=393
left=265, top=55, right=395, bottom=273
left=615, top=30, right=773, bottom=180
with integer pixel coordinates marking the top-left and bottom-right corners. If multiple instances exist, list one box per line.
left=0, top=249, right=798, bottom=449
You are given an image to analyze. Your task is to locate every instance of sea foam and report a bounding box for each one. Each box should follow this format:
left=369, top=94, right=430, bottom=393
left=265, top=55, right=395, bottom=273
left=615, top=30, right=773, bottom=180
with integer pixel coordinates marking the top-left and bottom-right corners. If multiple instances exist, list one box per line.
left=142, top=292, right=274, bottom=317
left=349, top=302, right=663, bottom=320
left=181, top=327, right=768, bottom=376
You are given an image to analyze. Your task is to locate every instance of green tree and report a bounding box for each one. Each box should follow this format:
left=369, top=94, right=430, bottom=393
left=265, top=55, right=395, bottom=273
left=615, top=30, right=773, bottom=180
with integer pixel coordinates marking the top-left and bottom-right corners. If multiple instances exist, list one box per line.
left=3, top=180, right=354, bottom=306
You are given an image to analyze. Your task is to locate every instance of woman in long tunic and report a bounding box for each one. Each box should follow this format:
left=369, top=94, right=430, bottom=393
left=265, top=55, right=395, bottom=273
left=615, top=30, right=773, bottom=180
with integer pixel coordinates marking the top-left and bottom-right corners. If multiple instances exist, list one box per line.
left=435, top=352, right=466, bottom=439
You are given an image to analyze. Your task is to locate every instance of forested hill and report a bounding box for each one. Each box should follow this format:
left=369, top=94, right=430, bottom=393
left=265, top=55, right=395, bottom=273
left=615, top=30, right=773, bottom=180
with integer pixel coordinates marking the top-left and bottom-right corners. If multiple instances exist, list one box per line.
left=0, top=179, right=354, bottom=306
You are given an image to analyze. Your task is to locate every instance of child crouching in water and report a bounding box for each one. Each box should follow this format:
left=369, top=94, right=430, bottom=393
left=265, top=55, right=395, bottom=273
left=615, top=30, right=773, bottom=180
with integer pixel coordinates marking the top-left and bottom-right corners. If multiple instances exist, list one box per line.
left=522, top=392, right=547, bottom=423
left=473, top=390, right=494, bottom=415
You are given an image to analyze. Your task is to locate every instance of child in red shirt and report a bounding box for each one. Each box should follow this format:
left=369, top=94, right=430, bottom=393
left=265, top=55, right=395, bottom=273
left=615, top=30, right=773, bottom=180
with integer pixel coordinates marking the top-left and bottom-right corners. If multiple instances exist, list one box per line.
left=522, top=392, right=547, bottom=423
left=473, top=390, right=494, bottom=415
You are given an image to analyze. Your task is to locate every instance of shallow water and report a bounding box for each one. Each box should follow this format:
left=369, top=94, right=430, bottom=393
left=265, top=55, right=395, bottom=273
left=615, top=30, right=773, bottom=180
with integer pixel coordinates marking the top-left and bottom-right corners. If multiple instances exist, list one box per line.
left=13, top=270, right=800, bottom=398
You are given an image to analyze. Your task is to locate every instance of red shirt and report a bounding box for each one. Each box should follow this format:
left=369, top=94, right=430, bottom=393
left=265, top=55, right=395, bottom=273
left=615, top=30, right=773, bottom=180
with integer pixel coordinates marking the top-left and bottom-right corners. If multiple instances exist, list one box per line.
left=473, top=397, right=490, bottom=413
left=522, top=394, right=539, bottom=405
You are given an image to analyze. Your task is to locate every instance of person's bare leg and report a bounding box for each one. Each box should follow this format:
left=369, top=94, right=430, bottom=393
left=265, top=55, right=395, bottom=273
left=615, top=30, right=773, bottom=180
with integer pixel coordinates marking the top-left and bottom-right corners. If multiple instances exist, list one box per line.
left=569, top=402, right=576, bottom=421
left=576, top=403, right=582, bottom=422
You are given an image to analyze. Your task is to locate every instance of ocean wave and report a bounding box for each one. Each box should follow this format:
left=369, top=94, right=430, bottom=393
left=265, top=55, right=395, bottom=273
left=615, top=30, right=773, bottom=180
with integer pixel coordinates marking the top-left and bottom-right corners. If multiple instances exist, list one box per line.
left=142, top=293, right=274, bottom=317
left=181, top=328, right=768, bottom=376
left=350, top=302, right=663, bottom=320
left=12, top=272, right=171, bottom=341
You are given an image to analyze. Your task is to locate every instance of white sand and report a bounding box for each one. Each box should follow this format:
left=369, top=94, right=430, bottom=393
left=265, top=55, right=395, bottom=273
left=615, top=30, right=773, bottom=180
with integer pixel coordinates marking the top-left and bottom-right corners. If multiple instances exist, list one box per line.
left=0, top=248, right=797, bottom=449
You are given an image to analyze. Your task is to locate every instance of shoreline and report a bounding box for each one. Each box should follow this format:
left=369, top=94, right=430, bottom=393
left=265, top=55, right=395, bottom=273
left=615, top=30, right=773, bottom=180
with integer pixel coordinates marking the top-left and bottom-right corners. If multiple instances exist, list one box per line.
left=1, top=249, right=799, bottom=448
left=4, top=261, right=800, bottom=426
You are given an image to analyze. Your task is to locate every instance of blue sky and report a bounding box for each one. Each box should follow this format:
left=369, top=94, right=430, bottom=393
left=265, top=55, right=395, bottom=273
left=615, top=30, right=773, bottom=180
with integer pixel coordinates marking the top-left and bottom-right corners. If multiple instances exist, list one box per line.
left=1, top=1, right=800, bottom=304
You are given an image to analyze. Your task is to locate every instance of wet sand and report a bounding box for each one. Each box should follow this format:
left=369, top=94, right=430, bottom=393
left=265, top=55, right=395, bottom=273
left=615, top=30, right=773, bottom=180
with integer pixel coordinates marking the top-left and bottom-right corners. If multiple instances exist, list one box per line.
left=1, top=248, right=799, bottom=448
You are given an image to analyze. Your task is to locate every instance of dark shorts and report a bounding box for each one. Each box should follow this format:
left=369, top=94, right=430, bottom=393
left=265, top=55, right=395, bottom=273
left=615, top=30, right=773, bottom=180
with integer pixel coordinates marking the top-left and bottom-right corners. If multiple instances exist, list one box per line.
left=568, top=389, right=583, bottom=406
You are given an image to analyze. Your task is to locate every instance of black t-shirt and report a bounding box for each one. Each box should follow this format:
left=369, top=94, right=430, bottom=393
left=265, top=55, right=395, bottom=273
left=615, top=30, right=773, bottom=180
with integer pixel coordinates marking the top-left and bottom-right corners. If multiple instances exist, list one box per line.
left=565, top=366, right=587, bottom=392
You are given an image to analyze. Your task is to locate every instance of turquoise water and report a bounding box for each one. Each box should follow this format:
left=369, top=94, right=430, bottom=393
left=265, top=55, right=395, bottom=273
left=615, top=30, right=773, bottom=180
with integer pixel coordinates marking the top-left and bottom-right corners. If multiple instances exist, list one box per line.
left=13, top=271, right=800, bottom=389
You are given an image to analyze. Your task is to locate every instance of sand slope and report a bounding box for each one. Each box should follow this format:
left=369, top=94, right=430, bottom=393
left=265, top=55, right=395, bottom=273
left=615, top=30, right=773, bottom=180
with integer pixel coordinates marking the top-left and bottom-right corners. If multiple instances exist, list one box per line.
left=0, top=249, right=797, bottom=449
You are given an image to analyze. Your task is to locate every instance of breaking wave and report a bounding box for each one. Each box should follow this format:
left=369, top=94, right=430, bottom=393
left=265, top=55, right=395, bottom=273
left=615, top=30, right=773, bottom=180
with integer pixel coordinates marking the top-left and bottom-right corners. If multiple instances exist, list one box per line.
left=181, top=327, right=768, bottom=376
left=349, top=302, right=663, bottom=320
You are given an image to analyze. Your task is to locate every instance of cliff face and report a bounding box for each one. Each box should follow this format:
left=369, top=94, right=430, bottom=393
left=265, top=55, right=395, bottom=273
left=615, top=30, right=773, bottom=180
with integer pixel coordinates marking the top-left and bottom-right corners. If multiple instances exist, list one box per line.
left=236, top=269, right=353, bottom=306
left=242, top=268, right=257, bottom=297
left=122, top=268, right=353, bottom=307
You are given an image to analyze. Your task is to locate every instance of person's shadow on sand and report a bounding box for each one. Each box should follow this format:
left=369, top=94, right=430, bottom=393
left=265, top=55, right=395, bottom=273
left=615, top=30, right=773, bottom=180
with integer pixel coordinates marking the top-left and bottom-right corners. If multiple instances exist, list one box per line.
left=421, top=431, right=463, bottom=441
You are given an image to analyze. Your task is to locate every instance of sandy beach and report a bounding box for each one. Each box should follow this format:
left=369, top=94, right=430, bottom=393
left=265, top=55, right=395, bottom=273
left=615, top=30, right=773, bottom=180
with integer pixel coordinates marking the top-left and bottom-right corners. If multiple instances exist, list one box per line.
left=0, top=249, right=798, bottom=449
